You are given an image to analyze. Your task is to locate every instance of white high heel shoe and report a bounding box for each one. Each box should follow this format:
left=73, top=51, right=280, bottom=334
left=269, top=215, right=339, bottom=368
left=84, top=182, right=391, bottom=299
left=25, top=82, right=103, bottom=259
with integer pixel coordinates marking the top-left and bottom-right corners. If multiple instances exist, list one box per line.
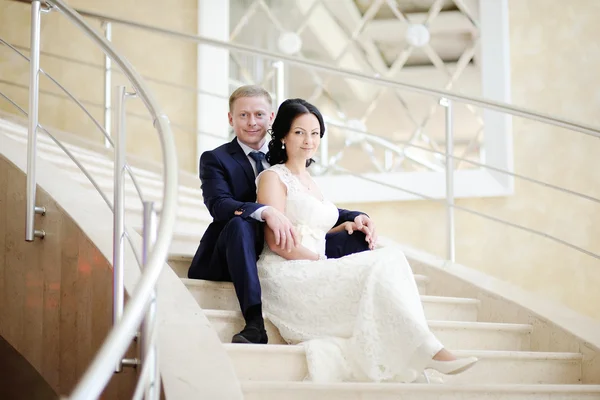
left=426, top=356, right=478, bottom=375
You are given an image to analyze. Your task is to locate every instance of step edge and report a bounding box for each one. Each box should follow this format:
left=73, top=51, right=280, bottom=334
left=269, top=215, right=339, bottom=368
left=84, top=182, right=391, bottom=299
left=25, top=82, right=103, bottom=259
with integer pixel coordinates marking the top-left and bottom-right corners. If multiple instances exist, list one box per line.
left=180, top=275, right=429, bottom=287
left=204, top=310, right=532, bottom=331
left=240, top=381, right=600, bottom=393
left=223, top=344, right=583, bottom=360
left=183, top=281, right=470, bottom=303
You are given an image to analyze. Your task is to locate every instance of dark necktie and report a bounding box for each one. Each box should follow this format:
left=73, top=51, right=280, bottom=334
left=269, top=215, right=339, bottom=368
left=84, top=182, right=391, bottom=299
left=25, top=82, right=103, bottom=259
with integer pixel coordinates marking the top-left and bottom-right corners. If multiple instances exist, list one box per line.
left=249, top=151, right=266, bottom=176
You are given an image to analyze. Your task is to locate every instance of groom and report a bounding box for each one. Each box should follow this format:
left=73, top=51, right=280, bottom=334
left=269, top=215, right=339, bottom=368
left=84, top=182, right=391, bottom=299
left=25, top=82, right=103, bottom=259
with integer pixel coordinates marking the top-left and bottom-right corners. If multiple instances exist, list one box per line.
left=188, top=85, right=376, bottom=344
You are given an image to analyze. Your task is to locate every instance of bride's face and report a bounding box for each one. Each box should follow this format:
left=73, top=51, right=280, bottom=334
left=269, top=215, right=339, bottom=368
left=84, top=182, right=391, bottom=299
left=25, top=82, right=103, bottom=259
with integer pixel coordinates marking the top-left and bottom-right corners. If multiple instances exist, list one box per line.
left=283, top=113, right=321, bottom=163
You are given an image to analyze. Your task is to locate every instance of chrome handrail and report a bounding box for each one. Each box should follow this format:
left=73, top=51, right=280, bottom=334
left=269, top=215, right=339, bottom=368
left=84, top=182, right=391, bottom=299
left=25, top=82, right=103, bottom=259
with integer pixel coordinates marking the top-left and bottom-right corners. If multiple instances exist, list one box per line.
left=0, top=90, right=156, bottom=244
left=4, top=73, right=598, bottom=207
left=0, top=90, right=114, bottom=208
left=0, top=39, right=146, bottom=203
left=4, top=73, right=595, bottom=208
left=9, top=8, right=595, bottom=140
left=45, top=2, right=178, bottom=399
left=3, top=82, right=597, bottom=265
left=5, top=38, right=600, bottom=196
left=0, top=42, right=229, bottom=99
left=4, top=0, right=178, bottom=399
left=4, top=10, right=599, bottom=150
left=324, top=119, right=600, bottom=205
left=2, top=51, right=598, bottom=208
left=68, top=9, right=600, bottom=140
left=330, top=164, right=600, bottom=261
left=26, top=0, right=43, bottom=241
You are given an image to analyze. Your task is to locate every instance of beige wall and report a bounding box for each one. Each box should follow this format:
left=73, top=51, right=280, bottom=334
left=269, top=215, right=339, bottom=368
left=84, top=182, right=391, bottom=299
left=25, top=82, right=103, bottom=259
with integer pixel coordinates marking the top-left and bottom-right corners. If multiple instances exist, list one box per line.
left=0, top=0, right=199, bottom=172
left=341, top=0, right=600, bottom=320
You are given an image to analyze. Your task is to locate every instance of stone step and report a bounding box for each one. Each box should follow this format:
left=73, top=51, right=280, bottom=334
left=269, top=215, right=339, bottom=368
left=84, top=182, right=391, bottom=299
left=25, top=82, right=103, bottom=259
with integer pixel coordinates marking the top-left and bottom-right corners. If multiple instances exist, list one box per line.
left=67, top=171, right=206, bottom=209
left=171, top=259, right=430, bottom=289
left=240, top=382, right=600, bottom=400
left=4, top=129, right=114, bottom=160
left=203, top=310, right=531, bottom=351
left=29, top=139, right=203, bottom=198
left=183, top=278, right=462, bottom=319
left=60, top=170, right=210, bottom=224
left=66, top=172, right=206, bottom=211
left=224, top=344, right=583, bottom=385
left=167, top=240, right=202, bottom=263
left=168, top=256, right=193, bottom=278
left=36, top=145, right=160, bottom=180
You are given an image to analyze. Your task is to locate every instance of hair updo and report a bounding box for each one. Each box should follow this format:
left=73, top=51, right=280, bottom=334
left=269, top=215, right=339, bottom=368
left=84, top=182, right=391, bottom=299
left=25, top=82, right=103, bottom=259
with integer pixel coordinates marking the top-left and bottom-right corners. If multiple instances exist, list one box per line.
left=266, top=98, right=325, bottom=167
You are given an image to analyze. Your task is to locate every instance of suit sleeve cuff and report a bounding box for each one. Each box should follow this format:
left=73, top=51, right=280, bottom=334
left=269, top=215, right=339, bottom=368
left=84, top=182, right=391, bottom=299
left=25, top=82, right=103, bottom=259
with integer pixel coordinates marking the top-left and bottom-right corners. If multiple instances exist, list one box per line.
left=250, top=206, right=269, bottom=221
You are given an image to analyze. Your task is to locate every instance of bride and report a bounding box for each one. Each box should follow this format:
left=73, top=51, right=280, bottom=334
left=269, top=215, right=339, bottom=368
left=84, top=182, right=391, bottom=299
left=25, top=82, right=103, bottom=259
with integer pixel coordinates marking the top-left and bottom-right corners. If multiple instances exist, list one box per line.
left=256, top=98, right=478, bottom=383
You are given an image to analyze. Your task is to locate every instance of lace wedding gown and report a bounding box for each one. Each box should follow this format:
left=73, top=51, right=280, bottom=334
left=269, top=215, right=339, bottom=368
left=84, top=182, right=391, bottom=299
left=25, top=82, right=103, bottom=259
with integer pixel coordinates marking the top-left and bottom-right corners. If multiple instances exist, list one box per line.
left=256, top=164, right=444, bottom=383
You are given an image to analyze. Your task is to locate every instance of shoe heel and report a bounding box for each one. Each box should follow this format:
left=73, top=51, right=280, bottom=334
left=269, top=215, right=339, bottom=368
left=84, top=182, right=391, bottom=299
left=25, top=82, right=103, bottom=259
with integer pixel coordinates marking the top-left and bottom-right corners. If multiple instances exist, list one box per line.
left=426, top=357, right=478, bottom=375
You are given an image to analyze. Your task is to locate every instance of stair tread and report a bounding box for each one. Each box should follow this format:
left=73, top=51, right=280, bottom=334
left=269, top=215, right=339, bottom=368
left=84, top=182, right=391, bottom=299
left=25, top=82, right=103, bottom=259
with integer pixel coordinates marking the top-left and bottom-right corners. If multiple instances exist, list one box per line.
left=241, top=381, right=600, bottom=392
left=203, top=309, right=531, bottom=331
left=184, top=278, right=474, bottom=304
left=181, top=275, right=430, bottom=289
left=223, top=343, right=582, bottom=360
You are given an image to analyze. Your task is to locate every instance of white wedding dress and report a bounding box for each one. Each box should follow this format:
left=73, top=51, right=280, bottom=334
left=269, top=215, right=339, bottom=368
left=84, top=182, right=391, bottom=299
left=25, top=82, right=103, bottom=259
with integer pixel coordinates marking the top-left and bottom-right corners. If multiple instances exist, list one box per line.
left=256, top=164, right=444, bottom=383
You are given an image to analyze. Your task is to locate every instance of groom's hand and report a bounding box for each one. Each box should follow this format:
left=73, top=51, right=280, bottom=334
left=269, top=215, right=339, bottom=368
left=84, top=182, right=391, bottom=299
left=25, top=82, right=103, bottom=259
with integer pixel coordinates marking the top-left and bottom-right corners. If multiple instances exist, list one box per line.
left=354, top=214, right=377, bottom=250
left=262, top=207, right=299, bottom=252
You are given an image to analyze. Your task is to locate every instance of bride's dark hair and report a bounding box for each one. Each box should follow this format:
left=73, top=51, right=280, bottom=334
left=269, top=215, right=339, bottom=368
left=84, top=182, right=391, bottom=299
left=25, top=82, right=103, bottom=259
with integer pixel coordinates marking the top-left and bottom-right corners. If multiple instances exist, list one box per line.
left=266, top=98, right=325, bottom=167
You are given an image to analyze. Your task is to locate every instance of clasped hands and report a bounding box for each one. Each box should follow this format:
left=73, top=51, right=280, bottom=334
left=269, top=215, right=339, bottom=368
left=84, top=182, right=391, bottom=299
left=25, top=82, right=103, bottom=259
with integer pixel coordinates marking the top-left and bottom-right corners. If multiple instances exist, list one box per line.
left=342, top=214, right=378, bottom=250
left=262, top=207, right=377, bottom=252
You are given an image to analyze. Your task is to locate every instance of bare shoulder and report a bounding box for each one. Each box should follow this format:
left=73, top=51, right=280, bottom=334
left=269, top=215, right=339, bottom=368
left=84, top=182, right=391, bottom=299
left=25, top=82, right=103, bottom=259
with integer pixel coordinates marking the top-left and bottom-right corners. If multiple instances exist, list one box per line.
left=258, top=169, right=285, bottom=190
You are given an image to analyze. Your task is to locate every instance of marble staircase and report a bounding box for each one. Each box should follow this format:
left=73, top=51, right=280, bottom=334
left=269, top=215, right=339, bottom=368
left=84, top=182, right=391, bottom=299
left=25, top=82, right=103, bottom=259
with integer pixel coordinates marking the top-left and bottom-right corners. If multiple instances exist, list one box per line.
left=2, top=116, right=600, bottom=399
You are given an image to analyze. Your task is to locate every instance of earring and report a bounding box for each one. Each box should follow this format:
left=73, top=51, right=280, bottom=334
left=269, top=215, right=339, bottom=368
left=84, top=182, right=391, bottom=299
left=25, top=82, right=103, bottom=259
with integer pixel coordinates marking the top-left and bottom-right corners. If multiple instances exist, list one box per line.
left=281, top=142, right=285, bottom=149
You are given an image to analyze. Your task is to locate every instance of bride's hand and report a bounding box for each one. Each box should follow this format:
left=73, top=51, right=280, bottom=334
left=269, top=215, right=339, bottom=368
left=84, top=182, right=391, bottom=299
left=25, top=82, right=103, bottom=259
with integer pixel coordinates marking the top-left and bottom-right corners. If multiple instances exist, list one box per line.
left=343, top=221, right=359, bottom=235
left=354, top=215, right=377, bottom=250
left=262, top=207, right=299, bottom=252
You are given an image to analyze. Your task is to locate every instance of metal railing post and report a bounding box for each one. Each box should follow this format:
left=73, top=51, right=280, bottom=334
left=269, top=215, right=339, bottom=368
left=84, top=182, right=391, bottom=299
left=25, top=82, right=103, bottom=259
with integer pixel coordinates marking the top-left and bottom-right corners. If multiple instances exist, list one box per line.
left=26, top=0, right=46, bottom=242
left=141, top=201, right=160, bottom=400
left=103, top=21, right=112, bottom=148
left=113, top=85, right=127, bottom=372
left=320, top=129, right=329, bottom=169
left=441, top=98, right=456, bottom=262
left=273, top=61, right=285, bottom=108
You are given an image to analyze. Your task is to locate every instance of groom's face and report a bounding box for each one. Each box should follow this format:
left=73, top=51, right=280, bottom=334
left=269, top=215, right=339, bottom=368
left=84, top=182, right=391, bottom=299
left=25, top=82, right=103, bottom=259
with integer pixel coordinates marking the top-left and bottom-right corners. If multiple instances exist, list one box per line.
left=229, top=96, right=274, bottom=150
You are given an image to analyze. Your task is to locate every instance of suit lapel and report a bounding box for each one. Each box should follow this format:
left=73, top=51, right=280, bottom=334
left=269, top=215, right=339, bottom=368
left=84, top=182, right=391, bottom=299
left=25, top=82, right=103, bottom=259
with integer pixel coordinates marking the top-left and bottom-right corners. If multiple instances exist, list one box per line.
left=227, top=138, right=256, bottom=187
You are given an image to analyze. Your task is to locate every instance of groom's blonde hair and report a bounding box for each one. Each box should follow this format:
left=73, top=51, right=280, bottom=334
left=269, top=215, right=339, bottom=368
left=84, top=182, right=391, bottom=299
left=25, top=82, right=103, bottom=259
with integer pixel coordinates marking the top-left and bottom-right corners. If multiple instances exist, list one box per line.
left=229, top=85, right=273, bottom=112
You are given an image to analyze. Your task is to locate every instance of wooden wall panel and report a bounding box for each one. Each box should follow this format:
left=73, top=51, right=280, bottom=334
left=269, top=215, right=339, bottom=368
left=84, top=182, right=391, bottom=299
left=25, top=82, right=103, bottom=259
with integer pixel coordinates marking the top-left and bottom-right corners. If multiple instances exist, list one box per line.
left=0, top=156, right=6, bottom=338
left=0, top=155, right=136, bottom=398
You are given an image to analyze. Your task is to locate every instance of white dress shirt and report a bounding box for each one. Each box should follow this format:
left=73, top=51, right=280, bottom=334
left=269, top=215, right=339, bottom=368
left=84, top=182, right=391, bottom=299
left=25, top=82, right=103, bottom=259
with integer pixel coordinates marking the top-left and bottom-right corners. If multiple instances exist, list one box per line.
left=237, top=138, right=270, bottom=221
left=237, top=138, right=270, bottom=175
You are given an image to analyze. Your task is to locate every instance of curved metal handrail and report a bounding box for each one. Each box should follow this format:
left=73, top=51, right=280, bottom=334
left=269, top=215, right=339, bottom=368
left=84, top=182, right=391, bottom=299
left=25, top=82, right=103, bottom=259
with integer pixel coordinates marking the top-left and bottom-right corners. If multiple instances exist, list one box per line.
left=323, top=121, right=443, bottom=172
left=0, top=78, right=192, bottom=138
left=5, top=41, right=230, bottom=99
left=0, top=38, right=146, bottom=203
left=32, top=1, right=179, bottom=399
left=3, top=36, right=598, bottom=202
left=3, top=83, right=596, bottom=264
left=69, top=9, right=600, bottom=140
left=5, top=11, right=600, bottom=205
left=325, top=119, right=600, bottom=205
left=330, top=165, right=600, bottom=261
left=10, top=9, right=595, bottom=140
left=3, top=73, right=598, bottom=206
left=0, top=90, right=115, bottom=207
